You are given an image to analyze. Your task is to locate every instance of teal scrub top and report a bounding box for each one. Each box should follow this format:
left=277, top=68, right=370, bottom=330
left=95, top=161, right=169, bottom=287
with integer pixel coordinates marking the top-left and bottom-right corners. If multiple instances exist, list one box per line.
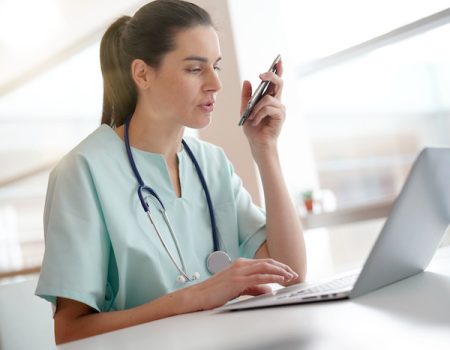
left=35, top=125, right=267, bottom=312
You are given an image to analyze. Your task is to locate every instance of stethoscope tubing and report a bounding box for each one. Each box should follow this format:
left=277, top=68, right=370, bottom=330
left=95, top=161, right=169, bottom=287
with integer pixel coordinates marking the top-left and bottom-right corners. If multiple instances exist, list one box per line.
left=182, top=140, right=220, bottom=252
left=124, top=117, right=220, bottom=251
left=124, top=115, right=230, bottom=281
left=145, top=209, right=191, bottom=281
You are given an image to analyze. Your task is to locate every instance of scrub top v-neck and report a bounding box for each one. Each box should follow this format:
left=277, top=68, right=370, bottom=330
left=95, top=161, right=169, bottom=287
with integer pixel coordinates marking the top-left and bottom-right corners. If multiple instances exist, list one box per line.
left=36, top=124, right=267, bottom=311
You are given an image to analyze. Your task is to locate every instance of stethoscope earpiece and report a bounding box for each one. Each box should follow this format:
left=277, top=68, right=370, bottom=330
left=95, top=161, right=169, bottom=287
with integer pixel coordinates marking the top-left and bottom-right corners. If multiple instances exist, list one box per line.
left=176, top=275, right=187, bottom=283
left=176, top=272, right=200, bottom=284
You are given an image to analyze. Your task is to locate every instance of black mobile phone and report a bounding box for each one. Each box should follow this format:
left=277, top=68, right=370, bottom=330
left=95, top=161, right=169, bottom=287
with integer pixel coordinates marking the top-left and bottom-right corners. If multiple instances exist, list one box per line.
left=238, top=54, right=281, bottom=126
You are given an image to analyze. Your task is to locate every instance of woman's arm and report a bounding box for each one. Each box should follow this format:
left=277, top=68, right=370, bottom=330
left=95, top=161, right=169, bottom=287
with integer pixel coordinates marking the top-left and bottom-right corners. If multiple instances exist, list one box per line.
left=54, top=290, right=194, bottom=344
left=241, top=59, right=307, bottom=283
left=253, top=146, right=307, bottom=284
left=54, top=258, right=297, bottom=344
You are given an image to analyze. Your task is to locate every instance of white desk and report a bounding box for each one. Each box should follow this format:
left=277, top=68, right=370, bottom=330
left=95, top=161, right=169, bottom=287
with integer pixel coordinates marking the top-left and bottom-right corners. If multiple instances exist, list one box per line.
left=59, top=246, right=450, bottom=350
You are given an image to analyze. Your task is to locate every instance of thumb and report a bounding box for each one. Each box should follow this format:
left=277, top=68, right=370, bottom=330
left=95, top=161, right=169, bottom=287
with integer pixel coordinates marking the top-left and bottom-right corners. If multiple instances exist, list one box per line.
left=240, top=284, right=273, bottom=297
left=240, top=80, right=252, bottom=115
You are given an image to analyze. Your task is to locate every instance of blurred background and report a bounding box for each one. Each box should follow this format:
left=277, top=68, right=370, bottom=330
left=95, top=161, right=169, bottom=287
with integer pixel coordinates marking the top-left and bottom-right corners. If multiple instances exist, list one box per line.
left=1, top=0, right=450, bottom=282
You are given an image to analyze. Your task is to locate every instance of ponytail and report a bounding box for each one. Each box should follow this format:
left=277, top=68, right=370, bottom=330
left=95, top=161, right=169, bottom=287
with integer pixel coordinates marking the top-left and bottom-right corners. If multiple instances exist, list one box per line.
left=100, top=16, right=136, bottom=127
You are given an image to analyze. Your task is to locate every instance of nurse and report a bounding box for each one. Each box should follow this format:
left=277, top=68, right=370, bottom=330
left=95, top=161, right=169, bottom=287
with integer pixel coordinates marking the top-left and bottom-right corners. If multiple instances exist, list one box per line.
left=36, top=0, right=306, bottom=344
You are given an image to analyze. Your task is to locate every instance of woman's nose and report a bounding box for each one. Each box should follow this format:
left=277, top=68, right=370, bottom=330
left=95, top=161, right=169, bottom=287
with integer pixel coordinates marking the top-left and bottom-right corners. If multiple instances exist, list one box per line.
left=205, top=69, right=222, bottom=92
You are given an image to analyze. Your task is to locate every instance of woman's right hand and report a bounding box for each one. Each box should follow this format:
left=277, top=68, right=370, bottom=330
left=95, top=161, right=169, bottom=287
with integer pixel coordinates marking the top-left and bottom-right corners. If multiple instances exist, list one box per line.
left=53, top=258, right=297, bottom=344
left=190, top=258, right=298, bottom=310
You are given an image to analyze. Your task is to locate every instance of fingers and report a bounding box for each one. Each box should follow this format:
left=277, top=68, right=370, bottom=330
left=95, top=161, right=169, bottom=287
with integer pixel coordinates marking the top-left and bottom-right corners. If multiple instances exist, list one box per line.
left=240, top=80, right=252, bottom=115
left=231, top=258, right=298, bottom=285
left=195, top=258, right=298, bottom=310
left=246, top=95, right=286, bottom=127
left=259, top=70, right=283, bottom=99
left=239, top=64, right=283, bottom=126
left=275, top=58, right=283, bottom=77
left=243, top=68, right=284, bottom=127
left=262, top=258, right=298, bottom=277
left=240, top=260, right=294, bottom=281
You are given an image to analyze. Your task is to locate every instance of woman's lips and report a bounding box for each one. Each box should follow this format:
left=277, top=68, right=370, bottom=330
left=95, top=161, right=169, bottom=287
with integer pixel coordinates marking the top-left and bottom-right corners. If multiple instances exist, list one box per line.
left=198, top=101, right=215, bottom=112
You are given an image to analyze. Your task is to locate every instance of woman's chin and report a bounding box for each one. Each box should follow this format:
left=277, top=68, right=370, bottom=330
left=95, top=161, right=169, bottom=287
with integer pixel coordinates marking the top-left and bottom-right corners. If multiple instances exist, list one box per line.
left=187, top=115, right=212, bottom=129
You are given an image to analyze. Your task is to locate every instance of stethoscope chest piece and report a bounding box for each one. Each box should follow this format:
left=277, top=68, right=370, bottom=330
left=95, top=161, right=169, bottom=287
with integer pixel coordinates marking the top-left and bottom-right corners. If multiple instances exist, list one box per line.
left=207, top=251, right=231, bottom=274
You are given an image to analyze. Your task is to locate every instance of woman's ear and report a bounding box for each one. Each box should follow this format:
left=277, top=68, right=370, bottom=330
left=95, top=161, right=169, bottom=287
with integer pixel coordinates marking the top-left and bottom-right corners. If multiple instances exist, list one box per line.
left=130, top=59, right=152, bottom=89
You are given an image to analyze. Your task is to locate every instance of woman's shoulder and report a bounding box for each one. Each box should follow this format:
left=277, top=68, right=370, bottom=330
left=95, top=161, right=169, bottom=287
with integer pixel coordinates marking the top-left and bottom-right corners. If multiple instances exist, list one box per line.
left=53, top=124, right=119, bottom=175
left=71, top=124, right=117, bottom=156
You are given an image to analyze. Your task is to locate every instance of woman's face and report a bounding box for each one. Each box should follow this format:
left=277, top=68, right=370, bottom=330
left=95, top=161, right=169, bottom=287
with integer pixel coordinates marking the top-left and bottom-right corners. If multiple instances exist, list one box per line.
left=145, top=25, right=222, bottom=129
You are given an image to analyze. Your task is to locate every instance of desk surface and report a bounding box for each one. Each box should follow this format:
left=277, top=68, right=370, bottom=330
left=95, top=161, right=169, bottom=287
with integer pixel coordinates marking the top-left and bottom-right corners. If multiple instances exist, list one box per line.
left=60, top=246, right=450, bottom=350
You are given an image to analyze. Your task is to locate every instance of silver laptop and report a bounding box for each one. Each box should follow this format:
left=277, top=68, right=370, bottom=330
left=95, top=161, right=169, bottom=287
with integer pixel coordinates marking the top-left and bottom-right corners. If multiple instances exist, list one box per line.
left=218, top=147, right=450, bottom=311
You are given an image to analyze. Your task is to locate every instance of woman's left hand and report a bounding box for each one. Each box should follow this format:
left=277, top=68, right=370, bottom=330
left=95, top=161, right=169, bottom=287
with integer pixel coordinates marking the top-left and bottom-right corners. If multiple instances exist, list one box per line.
left=240, top=59, right=286, bottom=152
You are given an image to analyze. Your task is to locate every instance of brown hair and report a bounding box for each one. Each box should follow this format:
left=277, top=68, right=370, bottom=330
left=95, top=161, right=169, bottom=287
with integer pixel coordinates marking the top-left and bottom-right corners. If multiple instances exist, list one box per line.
left=100, top=0, right=213, bottom=127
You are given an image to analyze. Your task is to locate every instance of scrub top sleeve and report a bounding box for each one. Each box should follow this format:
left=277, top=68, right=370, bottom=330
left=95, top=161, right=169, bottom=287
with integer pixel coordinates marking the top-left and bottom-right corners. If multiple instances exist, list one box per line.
left=228, top=162, right=267, bottom=259
left=35, top=154, right=110, bottom=312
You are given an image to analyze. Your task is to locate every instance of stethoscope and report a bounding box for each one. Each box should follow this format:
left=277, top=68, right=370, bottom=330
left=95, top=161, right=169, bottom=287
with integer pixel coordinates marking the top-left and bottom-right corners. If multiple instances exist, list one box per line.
left=124, top=116, right=231, bottom=283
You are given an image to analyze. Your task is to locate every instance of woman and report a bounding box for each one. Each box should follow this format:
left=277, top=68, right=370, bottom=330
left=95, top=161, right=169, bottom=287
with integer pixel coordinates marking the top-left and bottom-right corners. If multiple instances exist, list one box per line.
left=36, top=0, right=306, bottom=344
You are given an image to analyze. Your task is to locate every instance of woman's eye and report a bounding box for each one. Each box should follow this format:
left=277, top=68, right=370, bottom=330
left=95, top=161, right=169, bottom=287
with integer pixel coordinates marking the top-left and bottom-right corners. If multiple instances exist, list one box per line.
left=187, top=68, right=202, bottom=74
left=186, top=66, right=221, bottom=74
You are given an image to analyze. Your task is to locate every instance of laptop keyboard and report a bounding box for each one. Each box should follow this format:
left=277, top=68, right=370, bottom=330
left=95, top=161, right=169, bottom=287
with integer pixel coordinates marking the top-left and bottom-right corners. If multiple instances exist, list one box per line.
left=278, top=273, right=358, bottom=300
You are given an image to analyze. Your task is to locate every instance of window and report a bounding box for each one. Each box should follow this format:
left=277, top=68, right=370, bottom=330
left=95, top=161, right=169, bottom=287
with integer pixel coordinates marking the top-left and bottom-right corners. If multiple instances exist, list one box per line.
left=229, top=1, right=450, bottom=277
left=0, top=44, right=102, bottom=276
left=297, top=22, right=450, bottom=208
left=229, top=0, right=450, bottom=209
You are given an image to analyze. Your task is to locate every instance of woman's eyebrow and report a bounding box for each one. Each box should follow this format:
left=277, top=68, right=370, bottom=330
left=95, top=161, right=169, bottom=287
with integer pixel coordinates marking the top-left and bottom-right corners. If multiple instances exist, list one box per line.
left=183, top=56, right=222, bottom=64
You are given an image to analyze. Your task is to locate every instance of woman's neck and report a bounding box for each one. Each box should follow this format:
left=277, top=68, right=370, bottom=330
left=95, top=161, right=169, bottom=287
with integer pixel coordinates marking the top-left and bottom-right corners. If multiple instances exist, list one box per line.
left=116, top=111, right=184, bottom=163
left=115, top=112, right=184, bottom=198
